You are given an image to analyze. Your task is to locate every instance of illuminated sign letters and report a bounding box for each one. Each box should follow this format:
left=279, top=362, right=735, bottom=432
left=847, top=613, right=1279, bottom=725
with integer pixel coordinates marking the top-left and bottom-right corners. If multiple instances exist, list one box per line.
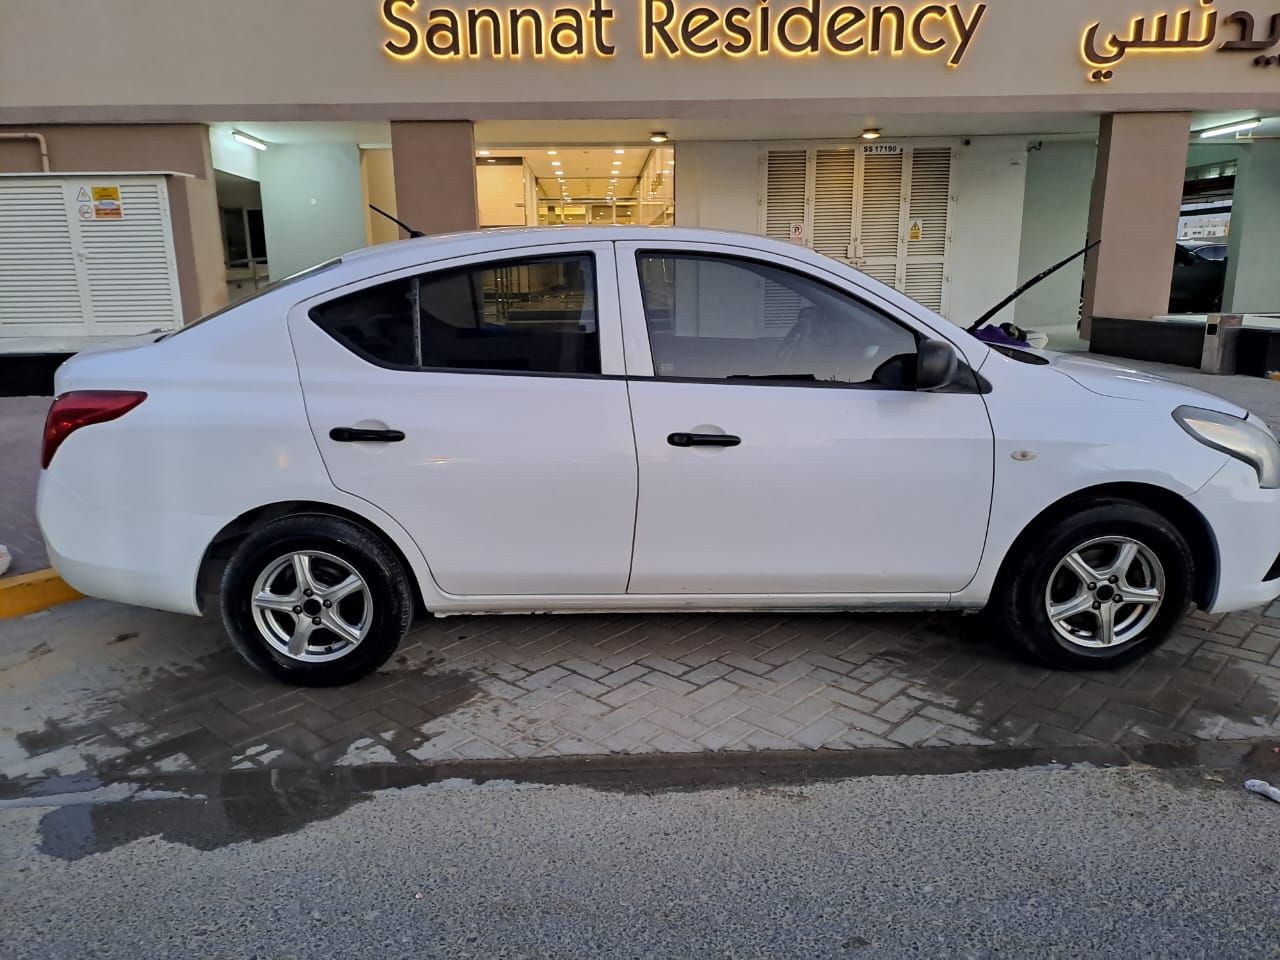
left=381, top=0, right=990, bottom=66
left=1082, top=0, right=1280, bottom=79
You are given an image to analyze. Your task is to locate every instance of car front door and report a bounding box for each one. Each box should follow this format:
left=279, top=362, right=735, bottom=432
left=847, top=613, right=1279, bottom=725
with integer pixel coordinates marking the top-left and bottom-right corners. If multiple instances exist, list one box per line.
left=616, top=242, right=995, bottom=597
left=288, top=242, right=638, bottom=597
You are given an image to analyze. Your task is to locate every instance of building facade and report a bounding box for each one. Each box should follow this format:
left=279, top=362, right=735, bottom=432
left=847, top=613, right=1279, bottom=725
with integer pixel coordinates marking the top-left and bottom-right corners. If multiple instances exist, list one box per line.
left=1, top=0, right=1277, bottom=354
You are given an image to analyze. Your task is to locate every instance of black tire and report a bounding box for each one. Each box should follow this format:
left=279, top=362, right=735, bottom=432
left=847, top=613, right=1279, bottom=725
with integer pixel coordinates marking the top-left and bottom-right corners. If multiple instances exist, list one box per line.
left=220, top=514, right=413, bottom=686
left=990, top=500, right=1194, bottom=670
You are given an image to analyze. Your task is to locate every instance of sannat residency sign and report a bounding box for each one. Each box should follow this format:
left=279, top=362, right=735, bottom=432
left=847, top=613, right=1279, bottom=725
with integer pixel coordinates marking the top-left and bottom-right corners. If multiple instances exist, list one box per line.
left=380, top=0, right=1280, bottom=80
left=380, top=0, right=990, bottom=66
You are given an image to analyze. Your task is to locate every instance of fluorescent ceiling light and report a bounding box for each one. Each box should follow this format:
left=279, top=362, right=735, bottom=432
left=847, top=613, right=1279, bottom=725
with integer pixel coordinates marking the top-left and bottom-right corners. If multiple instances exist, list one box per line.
left=232, top=131, right=268, bottom=151
left=551, top=160, right=561, bottom=167
left=477, top=149, right=491, bottom=156
left=547, top=150, right=558, bottom=156
left=614, top=149, right=625, bottom=155
left=1199, top=118, right=1262, bottom=139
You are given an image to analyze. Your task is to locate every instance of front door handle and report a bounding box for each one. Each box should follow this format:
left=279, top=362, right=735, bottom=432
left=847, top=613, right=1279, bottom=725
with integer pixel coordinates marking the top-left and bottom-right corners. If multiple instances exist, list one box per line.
left=330, top=427, right=406, bottom=443
left=668, top=432, right=742, bottom=448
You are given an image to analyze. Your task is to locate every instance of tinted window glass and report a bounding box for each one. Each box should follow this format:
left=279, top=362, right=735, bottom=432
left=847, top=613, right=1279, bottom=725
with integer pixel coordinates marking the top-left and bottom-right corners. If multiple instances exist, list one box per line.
left=311, top=277, right=417, bottom=367
left=310, top=254, right=600, bottom=375
left=418, top=255, right=599, bottom=374
left=636, top=254, right=918, bottom=387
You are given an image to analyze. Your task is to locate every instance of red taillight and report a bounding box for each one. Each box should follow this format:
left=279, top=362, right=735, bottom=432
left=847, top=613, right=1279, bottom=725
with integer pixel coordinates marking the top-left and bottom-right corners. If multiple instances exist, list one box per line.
left=42, top=391, right=147, bottom=469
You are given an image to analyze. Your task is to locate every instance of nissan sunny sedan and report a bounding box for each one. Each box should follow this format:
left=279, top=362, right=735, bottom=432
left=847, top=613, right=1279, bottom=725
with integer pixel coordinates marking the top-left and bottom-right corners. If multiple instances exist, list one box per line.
left=36, top=228, right=1280, bottom=685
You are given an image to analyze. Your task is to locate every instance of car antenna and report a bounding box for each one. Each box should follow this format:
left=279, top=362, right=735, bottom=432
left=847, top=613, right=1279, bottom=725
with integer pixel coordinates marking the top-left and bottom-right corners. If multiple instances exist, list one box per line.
left=966, top=240, right=1101, bottom=334
left=368, top=204, right=426, bottom=239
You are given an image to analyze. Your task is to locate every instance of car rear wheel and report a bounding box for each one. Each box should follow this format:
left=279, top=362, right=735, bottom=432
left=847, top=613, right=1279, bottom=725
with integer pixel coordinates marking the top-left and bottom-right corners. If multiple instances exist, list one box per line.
left=220, top=514, right=413, bottom=686
left=992, top=500, right=1194, bottom=669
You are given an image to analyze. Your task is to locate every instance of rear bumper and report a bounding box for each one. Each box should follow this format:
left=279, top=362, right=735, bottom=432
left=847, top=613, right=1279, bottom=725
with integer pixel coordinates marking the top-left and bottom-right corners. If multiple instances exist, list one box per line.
left=1190, top=460, right=1280, bottom=614
left=37, top=469, right=216, bottom=616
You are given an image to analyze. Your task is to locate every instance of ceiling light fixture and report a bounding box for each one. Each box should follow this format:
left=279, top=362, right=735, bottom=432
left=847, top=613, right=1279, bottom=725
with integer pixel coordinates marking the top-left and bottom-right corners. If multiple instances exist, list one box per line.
left=232, top=131, right=268, bottom=151
left=650, top=131, right=670, bottom=144
left=477, top=149, right=491, bottom=156
left=547, top=150, right=558, bottom=156
left=1198, top=118, right=1262, bottom=139
left=861, top=128, right=882, bottom=140
left=551, top=160, right=561, bottom=166
left=614, top=149, right=626, bottom=155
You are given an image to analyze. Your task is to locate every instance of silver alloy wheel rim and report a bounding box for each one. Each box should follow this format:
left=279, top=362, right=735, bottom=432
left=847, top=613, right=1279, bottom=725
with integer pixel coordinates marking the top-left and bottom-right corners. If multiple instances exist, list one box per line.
left=1044, top=536, right=1166, bottom=650
left=250, top=550, right=372, bottom=663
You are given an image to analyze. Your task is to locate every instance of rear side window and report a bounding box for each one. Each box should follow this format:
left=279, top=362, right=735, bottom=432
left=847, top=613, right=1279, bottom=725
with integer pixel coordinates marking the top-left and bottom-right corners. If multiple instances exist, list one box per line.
left=310, top=254, right=600, bottom=375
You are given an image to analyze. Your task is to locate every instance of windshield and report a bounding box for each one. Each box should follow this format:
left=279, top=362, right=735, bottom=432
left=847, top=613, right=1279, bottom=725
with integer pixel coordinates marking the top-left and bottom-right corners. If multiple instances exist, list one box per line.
left=159, top=259, right=343, bottom=340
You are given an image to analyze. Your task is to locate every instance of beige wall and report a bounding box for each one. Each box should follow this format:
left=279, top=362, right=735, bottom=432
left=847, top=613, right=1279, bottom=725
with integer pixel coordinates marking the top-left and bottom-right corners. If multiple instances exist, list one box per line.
left=1, top=1, right=1276, bottom=122
left=477, top=163, right=528, bottom=227
left=391, top=122, right=478, bottom=235
left=1082, top=113, right=1190, bottom=330
left=0, top=123, right=227, bottom=322
left=361, top=148, right=400, bottom=245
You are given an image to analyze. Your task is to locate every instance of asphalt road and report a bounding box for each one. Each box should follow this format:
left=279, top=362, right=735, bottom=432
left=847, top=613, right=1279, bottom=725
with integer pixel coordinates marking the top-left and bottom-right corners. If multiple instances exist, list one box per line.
left=3, top=764, right=1280, bottom=959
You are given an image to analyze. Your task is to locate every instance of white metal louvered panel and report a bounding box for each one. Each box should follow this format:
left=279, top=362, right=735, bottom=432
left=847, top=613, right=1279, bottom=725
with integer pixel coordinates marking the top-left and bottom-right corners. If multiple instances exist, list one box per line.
left=0, top=181, right=86, bottom=334
left=79, top=181, right=181, bottom=333
left=907, top=148, right=951, bottom=259
left=857, top=151, right=905, bottom=261
left=812, top=149, right=856, bottom=263
left=763, top=150, right=808, bottom=243
left=762, top=151, right=809, bottom=329
left=904, top=262, right=946, bottom=312
left=904, top=148, right=953, bottom=314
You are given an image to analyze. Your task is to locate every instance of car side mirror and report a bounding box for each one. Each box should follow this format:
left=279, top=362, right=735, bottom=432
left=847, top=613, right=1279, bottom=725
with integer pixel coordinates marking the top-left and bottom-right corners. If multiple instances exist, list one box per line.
left=916, top=339, right=959, bottom=391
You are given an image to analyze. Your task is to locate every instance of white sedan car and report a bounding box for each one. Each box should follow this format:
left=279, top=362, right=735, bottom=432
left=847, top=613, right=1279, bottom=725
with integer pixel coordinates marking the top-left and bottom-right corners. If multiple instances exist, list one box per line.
left=38, top=228, right=1280, bottom=685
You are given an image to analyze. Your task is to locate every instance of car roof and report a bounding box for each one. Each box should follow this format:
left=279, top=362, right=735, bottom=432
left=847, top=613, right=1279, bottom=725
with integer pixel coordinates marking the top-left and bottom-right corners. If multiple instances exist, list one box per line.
left=337, top=226, right=804, bottom=266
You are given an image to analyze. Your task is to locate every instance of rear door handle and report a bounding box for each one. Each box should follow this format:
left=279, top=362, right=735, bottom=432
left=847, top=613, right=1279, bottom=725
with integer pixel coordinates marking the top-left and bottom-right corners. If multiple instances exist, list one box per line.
left=668, top=432, right=742, bottom=448
left=329, top=427, right=406, bottom=443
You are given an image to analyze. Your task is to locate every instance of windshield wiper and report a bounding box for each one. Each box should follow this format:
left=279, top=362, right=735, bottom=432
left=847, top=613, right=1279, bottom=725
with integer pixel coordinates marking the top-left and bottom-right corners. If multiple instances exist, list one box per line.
left=966, top=240, right=1100, bottom=334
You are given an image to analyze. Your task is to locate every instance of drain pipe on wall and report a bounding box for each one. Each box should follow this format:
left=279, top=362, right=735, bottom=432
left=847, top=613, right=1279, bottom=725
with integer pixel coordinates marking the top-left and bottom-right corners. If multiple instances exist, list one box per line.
left=0, top=132, right=51, bottom=172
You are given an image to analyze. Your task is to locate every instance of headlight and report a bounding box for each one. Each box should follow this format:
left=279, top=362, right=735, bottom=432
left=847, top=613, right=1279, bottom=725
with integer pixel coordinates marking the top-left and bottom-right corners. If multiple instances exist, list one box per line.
left=1174, top=405, right=1280, bottom=489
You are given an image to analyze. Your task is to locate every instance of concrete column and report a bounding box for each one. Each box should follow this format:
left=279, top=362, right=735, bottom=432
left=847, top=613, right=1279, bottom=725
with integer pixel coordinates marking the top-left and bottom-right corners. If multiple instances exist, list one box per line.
left=1081, top=113, right=1191, bottom=337
left=0, top=123, right=227, bottom=323
left=390, top=121, right=478, bottom=236
left=1224, top=140, right=1280, bottom=314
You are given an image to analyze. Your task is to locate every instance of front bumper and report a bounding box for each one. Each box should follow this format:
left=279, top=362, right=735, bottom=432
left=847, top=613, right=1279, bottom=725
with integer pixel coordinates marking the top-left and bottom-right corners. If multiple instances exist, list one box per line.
left=1190, top=459, right=1280, bottom=614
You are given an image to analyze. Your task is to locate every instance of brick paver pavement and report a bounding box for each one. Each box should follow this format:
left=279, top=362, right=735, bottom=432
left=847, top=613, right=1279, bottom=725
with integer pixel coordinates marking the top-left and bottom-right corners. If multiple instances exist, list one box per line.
left=3, top=596, right=1279, bottom=780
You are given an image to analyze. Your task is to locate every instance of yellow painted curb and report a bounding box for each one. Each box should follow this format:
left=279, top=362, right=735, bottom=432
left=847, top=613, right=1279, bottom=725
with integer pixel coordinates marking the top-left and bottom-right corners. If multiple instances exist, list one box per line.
left=0, top=568, right=82, bottom=619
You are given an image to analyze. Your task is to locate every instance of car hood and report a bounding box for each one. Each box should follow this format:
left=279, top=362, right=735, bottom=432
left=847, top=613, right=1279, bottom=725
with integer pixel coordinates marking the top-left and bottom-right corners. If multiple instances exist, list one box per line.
left=1041, top=351, right=1249, bottom=418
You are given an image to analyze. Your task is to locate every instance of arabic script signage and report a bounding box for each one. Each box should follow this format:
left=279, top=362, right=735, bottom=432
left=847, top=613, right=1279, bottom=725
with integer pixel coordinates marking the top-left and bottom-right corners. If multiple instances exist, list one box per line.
left=381, top=0, right=990, bottom=66
left=1083, top=0, right=1280, bottom=80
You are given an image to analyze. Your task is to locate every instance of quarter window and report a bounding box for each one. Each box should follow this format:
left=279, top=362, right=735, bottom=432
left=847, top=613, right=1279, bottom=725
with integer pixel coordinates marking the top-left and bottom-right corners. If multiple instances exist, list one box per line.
left=636, top=254, right=919, bottom=387
left=311, top=254, right=600, bottom=375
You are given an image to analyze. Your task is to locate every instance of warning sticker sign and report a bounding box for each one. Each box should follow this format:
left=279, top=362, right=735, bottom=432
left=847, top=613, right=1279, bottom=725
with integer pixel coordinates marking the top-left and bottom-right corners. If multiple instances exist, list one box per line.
left=90, top=186, right=123, bottom=220
left=76, top=187, right=91, bottom=203
left=908, top=219, right=924, bottom=242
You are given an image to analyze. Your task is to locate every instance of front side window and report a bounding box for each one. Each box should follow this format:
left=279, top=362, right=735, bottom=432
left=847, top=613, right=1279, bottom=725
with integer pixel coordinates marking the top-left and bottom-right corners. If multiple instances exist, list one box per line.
left=311, top=253, right=600, bottom=375
left=636, top=253, right=919, bottom=387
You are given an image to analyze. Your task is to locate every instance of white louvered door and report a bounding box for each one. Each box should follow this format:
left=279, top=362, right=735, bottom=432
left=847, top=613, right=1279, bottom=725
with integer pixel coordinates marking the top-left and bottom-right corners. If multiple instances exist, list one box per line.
left=761, top=150, right=810, bottom=330
left=0, top=180, right=87, bottom=337
left=902, top=148, right=953, bottom=314
left=0, top=177, right=181, bottom=338
left=855, top=147, right=907, bottom=290
left=760, top=144, right=955, bottom=318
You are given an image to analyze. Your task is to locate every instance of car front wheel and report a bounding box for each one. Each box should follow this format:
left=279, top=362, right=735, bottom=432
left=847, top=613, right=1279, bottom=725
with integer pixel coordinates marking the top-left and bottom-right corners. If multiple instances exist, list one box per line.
left=992, top=501, right=1194, bottom=669
left=220, top=514, right=413, bottom=686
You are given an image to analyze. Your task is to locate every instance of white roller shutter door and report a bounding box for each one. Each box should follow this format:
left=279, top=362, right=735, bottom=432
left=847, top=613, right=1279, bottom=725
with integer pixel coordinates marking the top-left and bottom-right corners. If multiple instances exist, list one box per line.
left=0, top=176, right=182, bottom=339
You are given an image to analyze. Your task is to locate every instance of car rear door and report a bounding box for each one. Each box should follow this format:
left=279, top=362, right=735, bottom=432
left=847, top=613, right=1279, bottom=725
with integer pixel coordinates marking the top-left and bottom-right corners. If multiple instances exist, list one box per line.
left=616, top=241, right=995, bottom=597
left=288, top=241, right=638, bottom=597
